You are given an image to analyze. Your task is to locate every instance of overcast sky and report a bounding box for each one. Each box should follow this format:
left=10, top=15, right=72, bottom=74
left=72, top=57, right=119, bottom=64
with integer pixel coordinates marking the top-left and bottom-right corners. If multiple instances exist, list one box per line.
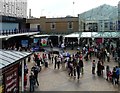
left=27, top=0, right=120, bottom=18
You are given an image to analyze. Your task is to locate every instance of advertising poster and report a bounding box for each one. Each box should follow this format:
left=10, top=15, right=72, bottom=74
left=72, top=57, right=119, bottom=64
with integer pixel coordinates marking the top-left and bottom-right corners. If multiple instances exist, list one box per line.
left=4, top=64, right=19, bottom=93
left=33, top=38, right=40, bottom=44
left=21, top=40, right=28, bottom=47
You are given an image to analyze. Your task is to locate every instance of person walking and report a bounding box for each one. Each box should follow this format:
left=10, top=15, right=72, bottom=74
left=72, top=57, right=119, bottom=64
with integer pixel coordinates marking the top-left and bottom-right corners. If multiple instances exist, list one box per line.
left=31, top=65, right=39, bottom=86
left=51, top=53, right=54, bottom=64
left=79, top=60, right=84, bottom=74
left=54, top=56, right=57, bottom=69
left=92, top=60, right=96, bottom=74
left=97, top=61, right=102, bottom=76
left=112, top=67, right=116, bottom=85
left=101, top=61, right=104, bottom=76
left=73, top=58, right=77, bottom=77
left=68, top=61, right=73, bottom=77
left=116, top=66, right=119, bottom=85
left=106, top=65, right=109, bottom=81
left=29, top=72, right=35, bottom=92
left=76, top=63, right=80, bottom=79
left=57, top=56, right=61, bottom=69
left=24, top=73, right=27, bottom=90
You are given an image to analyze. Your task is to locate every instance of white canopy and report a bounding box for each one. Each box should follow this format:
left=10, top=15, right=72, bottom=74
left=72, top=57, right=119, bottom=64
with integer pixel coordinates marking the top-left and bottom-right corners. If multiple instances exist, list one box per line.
left=34, top=34, right=50, bottom=37
left=64, top=33, right=79, bottom=38
left=64, top=31, right=120, bottom=38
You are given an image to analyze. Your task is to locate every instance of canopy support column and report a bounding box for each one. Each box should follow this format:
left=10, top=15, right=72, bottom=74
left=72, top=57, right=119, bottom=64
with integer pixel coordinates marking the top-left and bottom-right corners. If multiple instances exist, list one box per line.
left=21, top=59, right=25, bottom=92
left=58, top=35, right=60, bottom=45
left=62, top=36, right=65, bottom=44
left=78, top=37, right=80, bottom=46
left=87, top=38, right=90, bottom=46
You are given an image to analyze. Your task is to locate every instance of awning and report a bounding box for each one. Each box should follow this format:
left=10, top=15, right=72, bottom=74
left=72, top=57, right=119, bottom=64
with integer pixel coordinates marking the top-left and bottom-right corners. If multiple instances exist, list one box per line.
left=64, top=33, right=79, bottom=38
left=0, top=50, right=32, bottom=69
left=64, top=31, right=120, bottom=38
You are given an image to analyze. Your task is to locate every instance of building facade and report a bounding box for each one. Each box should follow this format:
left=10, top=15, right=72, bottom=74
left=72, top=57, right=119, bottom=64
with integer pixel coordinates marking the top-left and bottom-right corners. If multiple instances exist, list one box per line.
left=0, top=0, right=27, bottom=18
left=118, top=1, right=120, bottom=30
left=0, top=0, right=27, bottom=32
left=78, top=4, right=118, bottom=32
left=27, top=16, right=79, bottom=34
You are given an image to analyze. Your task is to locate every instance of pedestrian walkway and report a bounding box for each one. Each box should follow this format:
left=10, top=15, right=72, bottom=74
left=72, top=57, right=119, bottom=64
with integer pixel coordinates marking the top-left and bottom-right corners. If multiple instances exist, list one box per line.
left=26, top=49, right=120, bottom=92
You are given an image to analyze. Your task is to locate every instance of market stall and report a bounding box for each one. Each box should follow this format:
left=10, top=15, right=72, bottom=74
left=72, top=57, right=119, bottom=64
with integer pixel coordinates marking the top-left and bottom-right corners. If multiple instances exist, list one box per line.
left=0, top=50, right=32, bottom=93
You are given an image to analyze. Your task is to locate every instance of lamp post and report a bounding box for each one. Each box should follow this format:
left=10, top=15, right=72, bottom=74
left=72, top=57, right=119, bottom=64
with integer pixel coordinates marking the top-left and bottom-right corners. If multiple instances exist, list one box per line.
left=41, top=9, right=44, bottom=16
left=72, top=1, right=75, bottom=16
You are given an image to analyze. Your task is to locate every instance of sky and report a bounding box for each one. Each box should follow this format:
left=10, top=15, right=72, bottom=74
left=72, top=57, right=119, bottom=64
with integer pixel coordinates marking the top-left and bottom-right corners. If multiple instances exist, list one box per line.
left=27, top=0, right=120, bottom=18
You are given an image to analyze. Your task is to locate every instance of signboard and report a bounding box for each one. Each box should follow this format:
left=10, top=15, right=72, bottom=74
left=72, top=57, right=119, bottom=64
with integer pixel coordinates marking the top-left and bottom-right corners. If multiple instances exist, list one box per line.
left=4, top=64, right=19, bottom=93
left=21, top=40, right=28, bottom=47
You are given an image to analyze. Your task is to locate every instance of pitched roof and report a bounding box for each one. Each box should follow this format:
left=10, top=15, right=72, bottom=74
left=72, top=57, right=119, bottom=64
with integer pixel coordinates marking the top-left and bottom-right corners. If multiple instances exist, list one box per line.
left=79, top=4, right=118, bottom=20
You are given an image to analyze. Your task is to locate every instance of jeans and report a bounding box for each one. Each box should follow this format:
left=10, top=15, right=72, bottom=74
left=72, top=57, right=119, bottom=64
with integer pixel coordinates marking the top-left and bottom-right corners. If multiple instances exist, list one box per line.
left=30, top=84, right=34, bottom=92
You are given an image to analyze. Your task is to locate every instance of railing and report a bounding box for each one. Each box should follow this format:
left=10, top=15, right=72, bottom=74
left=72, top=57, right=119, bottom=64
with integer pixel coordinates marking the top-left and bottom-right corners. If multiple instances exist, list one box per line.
left=0, top=29, right=39, bottom=36
left=39, top=30, right=77, bottom=35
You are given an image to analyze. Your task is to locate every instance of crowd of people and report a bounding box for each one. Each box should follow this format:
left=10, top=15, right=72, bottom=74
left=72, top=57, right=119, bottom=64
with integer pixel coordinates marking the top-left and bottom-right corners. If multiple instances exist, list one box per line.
left=17, top=39, right=120, bottom=92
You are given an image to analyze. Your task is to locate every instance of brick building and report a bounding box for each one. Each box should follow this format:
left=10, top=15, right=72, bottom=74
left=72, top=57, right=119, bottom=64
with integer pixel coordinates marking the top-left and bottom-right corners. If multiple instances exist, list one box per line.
left=26, top=16, right=79, bottom=34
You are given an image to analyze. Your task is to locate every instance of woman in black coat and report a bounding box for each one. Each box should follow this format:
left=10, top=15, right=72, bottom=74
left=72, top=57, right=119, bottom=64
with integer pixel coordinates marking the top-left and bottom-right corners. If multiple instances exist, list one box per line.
left=97, top=61, right=102, bottom=76
left=76, top=64, right=81, bottom=79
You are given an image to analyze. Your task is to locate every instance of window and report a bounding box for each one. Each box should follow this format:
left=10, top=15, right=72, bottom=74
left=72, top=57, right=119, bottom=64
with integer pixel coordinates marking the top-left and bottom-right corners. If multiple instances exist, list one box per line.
left=105, top=22, right=108, bottom=28
left=68, top=22, right=73, bottom=29
left=51, top=23, right=56, bottom=30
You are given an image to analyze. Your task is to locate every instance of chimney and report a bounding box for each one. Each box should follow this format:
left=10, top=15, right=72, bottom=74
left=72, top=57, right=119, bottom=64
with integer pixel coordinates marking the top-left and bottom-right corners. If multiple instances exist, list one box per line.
left=29, top=9, right=31, bottom=18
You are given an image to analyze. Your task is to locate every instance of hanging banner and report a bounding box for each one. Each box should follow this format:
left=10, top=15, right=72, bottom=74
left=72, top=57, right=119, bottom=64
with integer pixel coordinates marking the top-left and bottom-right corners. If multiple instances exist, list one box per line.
left=41, top=38, right=48, bottom=46
left=96, top=38, right=103, bottom=44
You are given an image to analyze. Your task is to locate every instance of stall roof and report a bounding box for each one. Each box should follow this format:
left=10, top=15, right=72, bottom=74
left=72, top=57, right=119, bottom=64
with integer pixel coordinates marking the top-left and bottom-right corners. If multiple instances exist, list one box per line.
left=34, top=34, right=50, bottom=37
left=64, top=33, right=79, bottom=38
left=0, top=50, right=32, bottom=69
left=64, top=31, right=120, bottom=38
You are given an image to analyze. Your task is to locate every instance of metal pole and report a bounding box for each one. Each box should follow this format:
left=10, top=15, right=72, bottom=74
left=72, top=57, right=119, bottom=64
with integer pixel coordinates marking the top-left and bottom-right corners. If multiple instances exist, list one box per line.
left=58, top=35, right=60, bottom=45
left=21, top=60, right=25, bottom=92
left=78, top=37, right=80, bottom=46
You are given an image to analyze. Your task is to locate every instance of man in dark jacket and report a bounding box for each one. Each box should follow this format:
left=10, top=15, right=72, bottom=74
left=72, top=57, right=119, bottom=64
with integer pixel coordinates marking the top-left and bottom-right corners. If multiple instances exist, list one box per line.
left=29, top=72, right=35, bottom=92
left=54, top=56, right=57, bottom=69
left=116, top=66, right=120, bottom=84
left=76, top=64, right=81, bottom=79
left=79, top=60, right=84, bottom=74
left=31, top=65, right=39, bottom=86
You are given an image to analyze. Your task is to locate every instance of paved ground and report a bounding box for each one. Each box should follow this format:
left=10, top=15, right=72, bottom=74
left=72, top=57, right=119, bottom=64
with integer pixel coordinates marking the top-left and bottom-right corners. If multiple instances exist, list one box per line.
left=26, top=48, right=120, bottom=92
